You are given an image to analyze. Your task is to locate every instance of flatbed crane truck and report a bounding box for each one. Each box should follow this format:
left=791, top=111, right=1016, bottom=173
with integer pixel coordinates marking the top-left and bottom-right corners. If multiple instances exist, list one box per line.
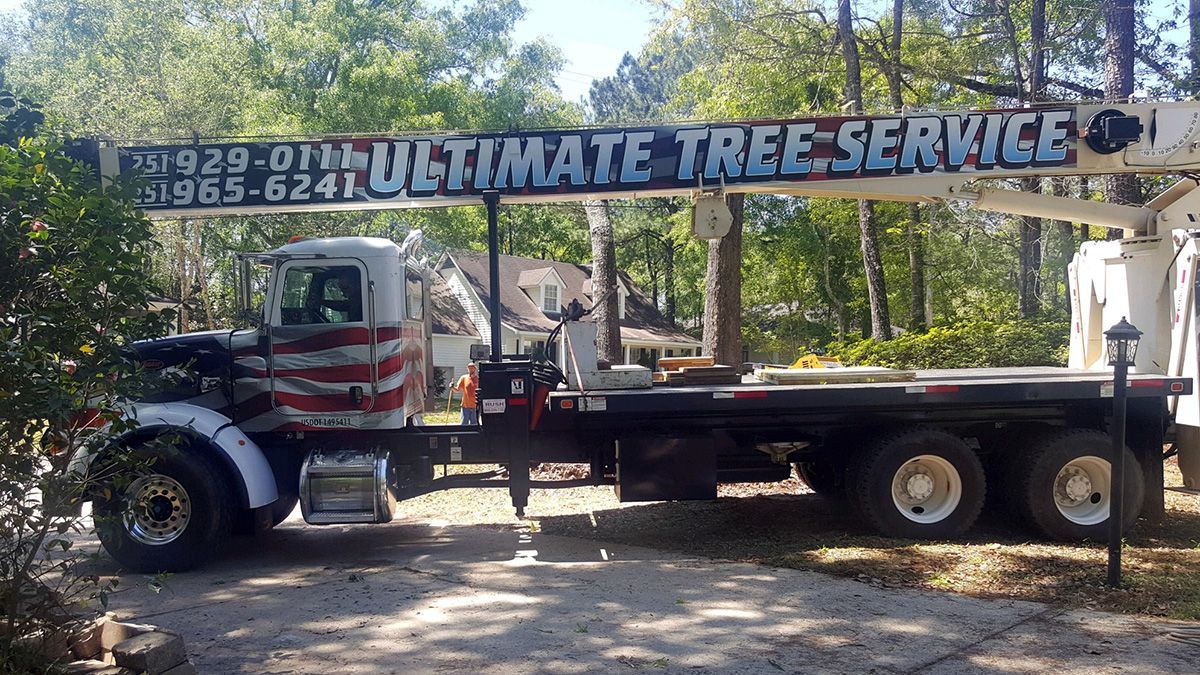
left=72, top=102, right=1200, bottom=571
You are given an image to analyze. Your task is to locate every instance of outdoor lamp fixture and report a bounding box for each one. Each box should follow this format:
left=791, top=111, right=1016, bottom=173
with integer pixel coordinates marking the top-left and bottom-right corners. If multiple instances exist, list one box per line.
left=1105, top=317, right=1141, bottom=367
left=1103, top=317, right=1141, bottom=587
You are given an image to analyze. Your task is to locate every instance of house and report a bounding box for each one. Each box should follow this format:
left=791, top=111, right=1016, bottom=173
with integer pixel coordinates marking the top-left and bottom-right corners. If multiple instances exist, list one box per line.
left=429, top=275, right=483, bottom=396
left=432, top=250, right=700, bottom=380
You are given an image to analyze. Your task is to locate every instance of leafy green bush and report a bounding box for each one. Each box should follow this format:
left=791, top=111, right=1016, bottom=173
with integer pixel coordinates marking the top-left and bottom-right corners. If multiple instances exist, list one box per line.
left=1, top=92, right=169, bottom=670
left=826, top=320, right=1070, bottom=370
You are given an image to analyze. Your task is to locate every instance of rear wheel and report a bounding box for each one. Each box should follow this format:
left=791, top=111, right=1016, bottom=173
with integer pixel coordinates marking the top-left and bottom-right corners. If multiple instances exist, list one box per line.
left=95, top=446, right=235, bottom=572
left=1012, top=429, right=1143, bottom=540
left=848, top=428, right=986, bottom=539
left=794, top=461, right=843, bottom=498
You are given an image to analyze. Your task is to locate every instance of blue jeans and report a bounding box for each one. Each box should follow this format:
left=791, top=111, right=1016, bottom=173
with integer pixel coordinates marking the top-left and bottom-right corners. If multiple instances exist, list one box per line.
left=460, top=407, right=478, bottom=425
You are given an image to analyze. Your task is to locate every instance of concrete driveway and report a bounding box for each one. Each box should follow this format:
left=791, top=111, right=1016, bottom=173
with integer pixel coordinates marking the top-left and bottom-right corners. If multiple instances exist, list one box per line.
left=93, top=515, right=1199, bottom=674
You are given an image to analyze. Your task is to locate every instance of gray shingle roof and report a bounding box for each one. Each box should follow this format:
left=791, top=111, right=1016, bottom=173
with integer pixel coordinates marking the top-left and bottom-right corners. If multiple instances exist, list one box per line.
left=430, top=274, right=480, bottom=337
left=437, top=250, right=697, bottom=344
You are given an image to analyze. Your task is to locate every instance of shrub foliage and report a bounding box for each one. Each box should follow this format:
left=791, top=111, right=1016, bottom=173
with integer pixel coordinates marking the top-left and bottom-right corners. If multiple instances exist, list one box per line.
left=1, top=91, right=168, bottom=670
left=827, top=320, right=1070, bottom=370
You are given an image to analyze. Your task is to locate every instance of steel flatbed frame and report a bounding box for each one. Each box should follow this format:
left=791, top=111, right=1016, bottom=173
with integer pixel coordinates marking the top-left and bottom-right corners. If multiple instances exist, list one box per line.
left=291, top=365, right=1186, bottom=521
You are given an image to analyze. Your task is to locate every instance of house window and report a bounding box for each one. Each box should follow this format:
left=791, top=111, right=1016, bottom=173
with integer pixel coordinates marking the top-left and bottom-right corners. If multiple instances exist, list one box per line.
left=617, top=289, right=626, bottom=319
left=523, top=339, right=554, bottom=361
left=543, top=284, right=559, bottom=312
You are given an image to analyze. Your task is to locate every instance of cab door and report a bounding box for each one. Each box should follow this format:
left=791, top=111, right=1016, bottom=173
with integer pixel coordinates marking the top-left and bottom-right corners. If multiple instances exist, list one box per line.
left=267, top=259, right=377, bottom=419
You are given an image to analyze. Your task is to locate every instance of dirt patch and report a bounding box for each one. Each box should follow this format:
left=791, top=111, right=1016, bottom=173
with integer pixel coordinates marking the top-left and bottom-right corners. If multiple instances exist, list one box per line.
left=398, top=459, right=1200, bottom=619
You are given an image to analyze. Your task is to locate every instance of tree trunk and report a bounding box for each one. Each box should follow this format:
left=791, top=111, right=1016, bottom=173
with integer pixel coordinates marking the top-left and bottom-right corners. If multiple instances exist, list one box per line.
left=643, top=233, right=658, bottom=306
left=1053, top=177, right=1074, bottom=311
left=888, top=0, right=925, bottom=331
left=192, top=223, right=214, bottom=330
left=887, top=0, right=904, bottom=111
left=702, top=194, right=744, bottom=366
left=907, top=204, right=926, bottom=331
left=1014, top=0, right=1046, bottom=319
left=1104, top=0, right=1138, bottom=231
left=1017, top=178, right=1043, bottom=319
left=584, top=200, right=622, bottom=364
left=663, top=233, right=676, bottom=326
left=1191, top=0, right=1200, bottom=95
left=1030, top=0, right=1046, bottom=98
left=857, top=199, right=892, bottom=338
left=838, top=0, right=891, bottom=339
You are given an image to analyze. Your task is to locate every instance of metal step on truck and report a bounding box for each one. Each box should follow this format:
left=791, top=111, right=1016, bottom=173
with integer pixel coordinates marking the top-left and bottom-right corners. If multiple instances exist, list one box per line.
left=72, top=101, right=1200, bottom=571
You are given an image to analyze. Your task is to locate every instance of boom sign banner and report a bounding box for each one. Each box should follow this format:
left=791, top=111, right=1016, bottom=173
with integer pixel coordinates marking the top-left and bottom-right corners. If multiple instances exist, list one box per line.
left=85, top=108, right=1077, bottom=217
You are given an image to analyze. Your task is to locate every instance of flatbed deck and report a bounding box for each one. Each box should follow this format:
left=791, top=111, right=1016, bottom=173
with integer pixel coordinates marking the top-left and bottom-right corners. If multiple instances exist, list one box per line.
left=546, top=367, right=1188, bottom=417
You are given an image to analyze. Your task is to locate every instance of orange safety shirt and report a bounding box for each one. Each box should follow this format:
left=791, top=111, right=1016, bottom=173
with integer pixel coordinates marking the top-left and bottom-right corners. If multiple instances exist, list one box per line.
left=454, top=374, right=478, bottom=409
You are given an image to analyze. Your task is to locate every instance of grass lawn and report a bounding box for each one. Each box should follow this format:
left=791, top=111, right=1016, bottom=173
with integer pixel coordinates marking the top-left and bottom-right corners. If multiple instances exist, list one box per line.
left=422, top=398, right=466, bottom=425
left=398, top=458, right=1200, bottom=620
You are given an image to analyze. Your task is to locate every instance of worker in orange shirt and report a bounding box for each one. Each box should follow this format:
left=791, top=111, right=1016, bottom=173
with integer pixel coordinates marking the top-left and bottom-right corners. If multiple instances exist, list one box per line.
left=451, top=362, right=479, bottom=425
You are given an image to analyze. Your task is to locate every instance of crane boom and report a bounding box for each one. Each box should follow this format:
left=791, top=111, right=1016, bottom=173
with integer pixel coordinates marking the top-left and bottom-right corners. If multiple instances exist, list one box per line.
left=82, top=102, right=1200, bottom=221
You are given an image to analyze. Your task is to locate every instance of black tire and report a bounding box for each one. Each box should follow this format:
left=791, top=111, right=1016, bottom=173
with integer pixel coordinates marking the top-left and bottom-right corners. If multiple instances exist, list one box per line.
left=95, top=445, right=235, bottom=573
left=794, top=461, right=843, bottom=498
left=847, top=428, right=986, bottom=539
left=234, top=492, right=299, bottom=534
left=1012, top=429, right=1143, bottom=541
left=269, top=493, right=299, bottom=527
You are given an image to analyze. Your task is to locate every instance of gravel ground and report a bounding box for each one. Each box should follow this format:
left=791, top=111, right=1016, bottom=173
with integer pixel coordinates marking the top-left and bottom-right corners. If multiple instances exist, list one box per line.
left=70, top=459, right=1200, bottom=672
left=92, top=519, right=1200, bottom=674
left=397, top=460, right=1200, bottom=619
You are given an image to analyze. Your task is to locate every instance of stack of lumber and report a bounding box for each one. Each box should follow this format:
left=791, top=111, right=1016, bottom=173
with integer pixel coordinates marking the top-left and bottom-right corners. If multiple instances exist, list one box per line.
left=653, top=356, right=742, bottom=386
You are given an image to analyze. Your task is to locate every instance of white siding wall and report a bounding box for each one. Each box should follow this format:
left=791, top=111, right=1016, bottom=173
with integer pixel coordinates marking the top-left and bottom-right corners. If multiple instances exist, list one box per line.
left=432, top=336, right=483, bottom=396
left=444, top=268, right=490, bottom=344
left=433, top=335, right=479, bottom=370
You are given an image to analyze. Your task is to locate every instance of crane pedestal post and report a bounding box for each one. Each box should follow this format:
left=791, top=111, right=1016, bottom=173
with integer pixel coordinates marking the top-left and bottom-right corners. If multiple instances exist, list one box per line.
left=484, top=191, right=502, bottom=364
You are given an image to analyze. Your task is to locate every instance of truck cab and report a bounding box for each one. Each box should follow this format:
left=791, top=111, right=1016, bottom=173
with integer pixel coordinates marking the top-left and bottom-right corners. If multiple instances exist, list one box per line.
left=134, top=236, right=429, bottom=434
left=93, top=236, right=431, bottom=572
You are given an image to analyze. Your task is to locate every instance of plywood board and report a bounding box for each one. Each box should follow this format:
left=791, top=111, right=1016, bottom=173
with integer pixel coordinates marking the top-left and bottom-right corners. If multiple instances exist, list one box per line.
left=754, top=366, right=916, bottom=385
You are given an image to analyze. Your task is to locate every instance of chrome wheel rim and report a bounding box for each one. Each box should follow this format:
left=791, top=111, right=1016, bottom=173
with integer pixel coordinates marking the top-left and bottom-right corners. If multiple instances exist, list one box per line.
left=891, top=455, right=963, bottom=524
left=1053, top=455, right=1111, bottom=526
left=124, top=474, right=191, bottom=545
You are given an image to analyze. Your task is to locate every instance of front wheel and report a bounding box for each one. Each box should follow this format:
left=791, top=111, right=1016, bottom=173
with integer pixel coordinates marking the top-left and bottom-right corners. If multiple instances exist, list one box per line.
left=848, top=428, right=986, bottom=539
left=269, top=493, right=299, bottom=527
left=95, top=446, right=235, bottom=572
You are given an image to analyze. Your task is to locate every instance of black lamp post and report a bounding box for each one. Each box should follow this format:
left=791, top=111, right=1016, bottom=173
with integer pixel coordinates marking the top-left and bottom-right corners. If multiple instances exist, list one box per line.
left=1103, top=316, right=1141, bottom=587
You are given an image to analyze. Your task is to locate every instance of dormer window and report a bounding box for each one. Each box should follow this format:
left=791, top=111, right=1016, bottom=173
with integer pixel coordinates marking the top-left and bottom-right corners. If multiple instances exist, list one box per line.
left=543, top=284, right=559, bottom=312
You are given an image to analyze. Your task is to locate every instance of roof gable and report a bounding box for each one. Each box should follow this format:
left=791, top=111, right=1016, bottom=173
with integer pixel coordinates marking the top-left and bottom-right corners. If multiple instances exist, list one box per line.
left=441, top=250, right=698, bottom=343
left=516, top=267, right=566, bottom=289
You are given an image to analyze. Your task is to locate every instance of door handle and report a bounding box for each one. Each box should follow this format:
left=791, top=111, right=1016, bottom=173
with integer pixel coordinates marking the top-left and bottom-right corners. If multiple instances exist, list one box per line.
left=349, top=386, right=364, bottom=405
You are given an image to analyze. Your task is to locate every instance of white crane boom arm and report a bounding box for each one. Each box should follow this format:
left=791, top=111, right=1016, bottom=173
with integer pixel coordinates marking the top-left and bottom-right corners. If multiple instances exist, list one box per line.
left=84, top=101, right=1200, bottom=219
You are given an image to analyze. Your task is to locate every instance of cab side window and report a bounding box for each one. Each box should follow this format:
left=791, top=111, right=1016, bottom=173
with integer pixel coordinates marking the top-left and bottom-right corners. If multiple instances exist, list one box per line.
left=279, top=265, right=363, bottom=325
